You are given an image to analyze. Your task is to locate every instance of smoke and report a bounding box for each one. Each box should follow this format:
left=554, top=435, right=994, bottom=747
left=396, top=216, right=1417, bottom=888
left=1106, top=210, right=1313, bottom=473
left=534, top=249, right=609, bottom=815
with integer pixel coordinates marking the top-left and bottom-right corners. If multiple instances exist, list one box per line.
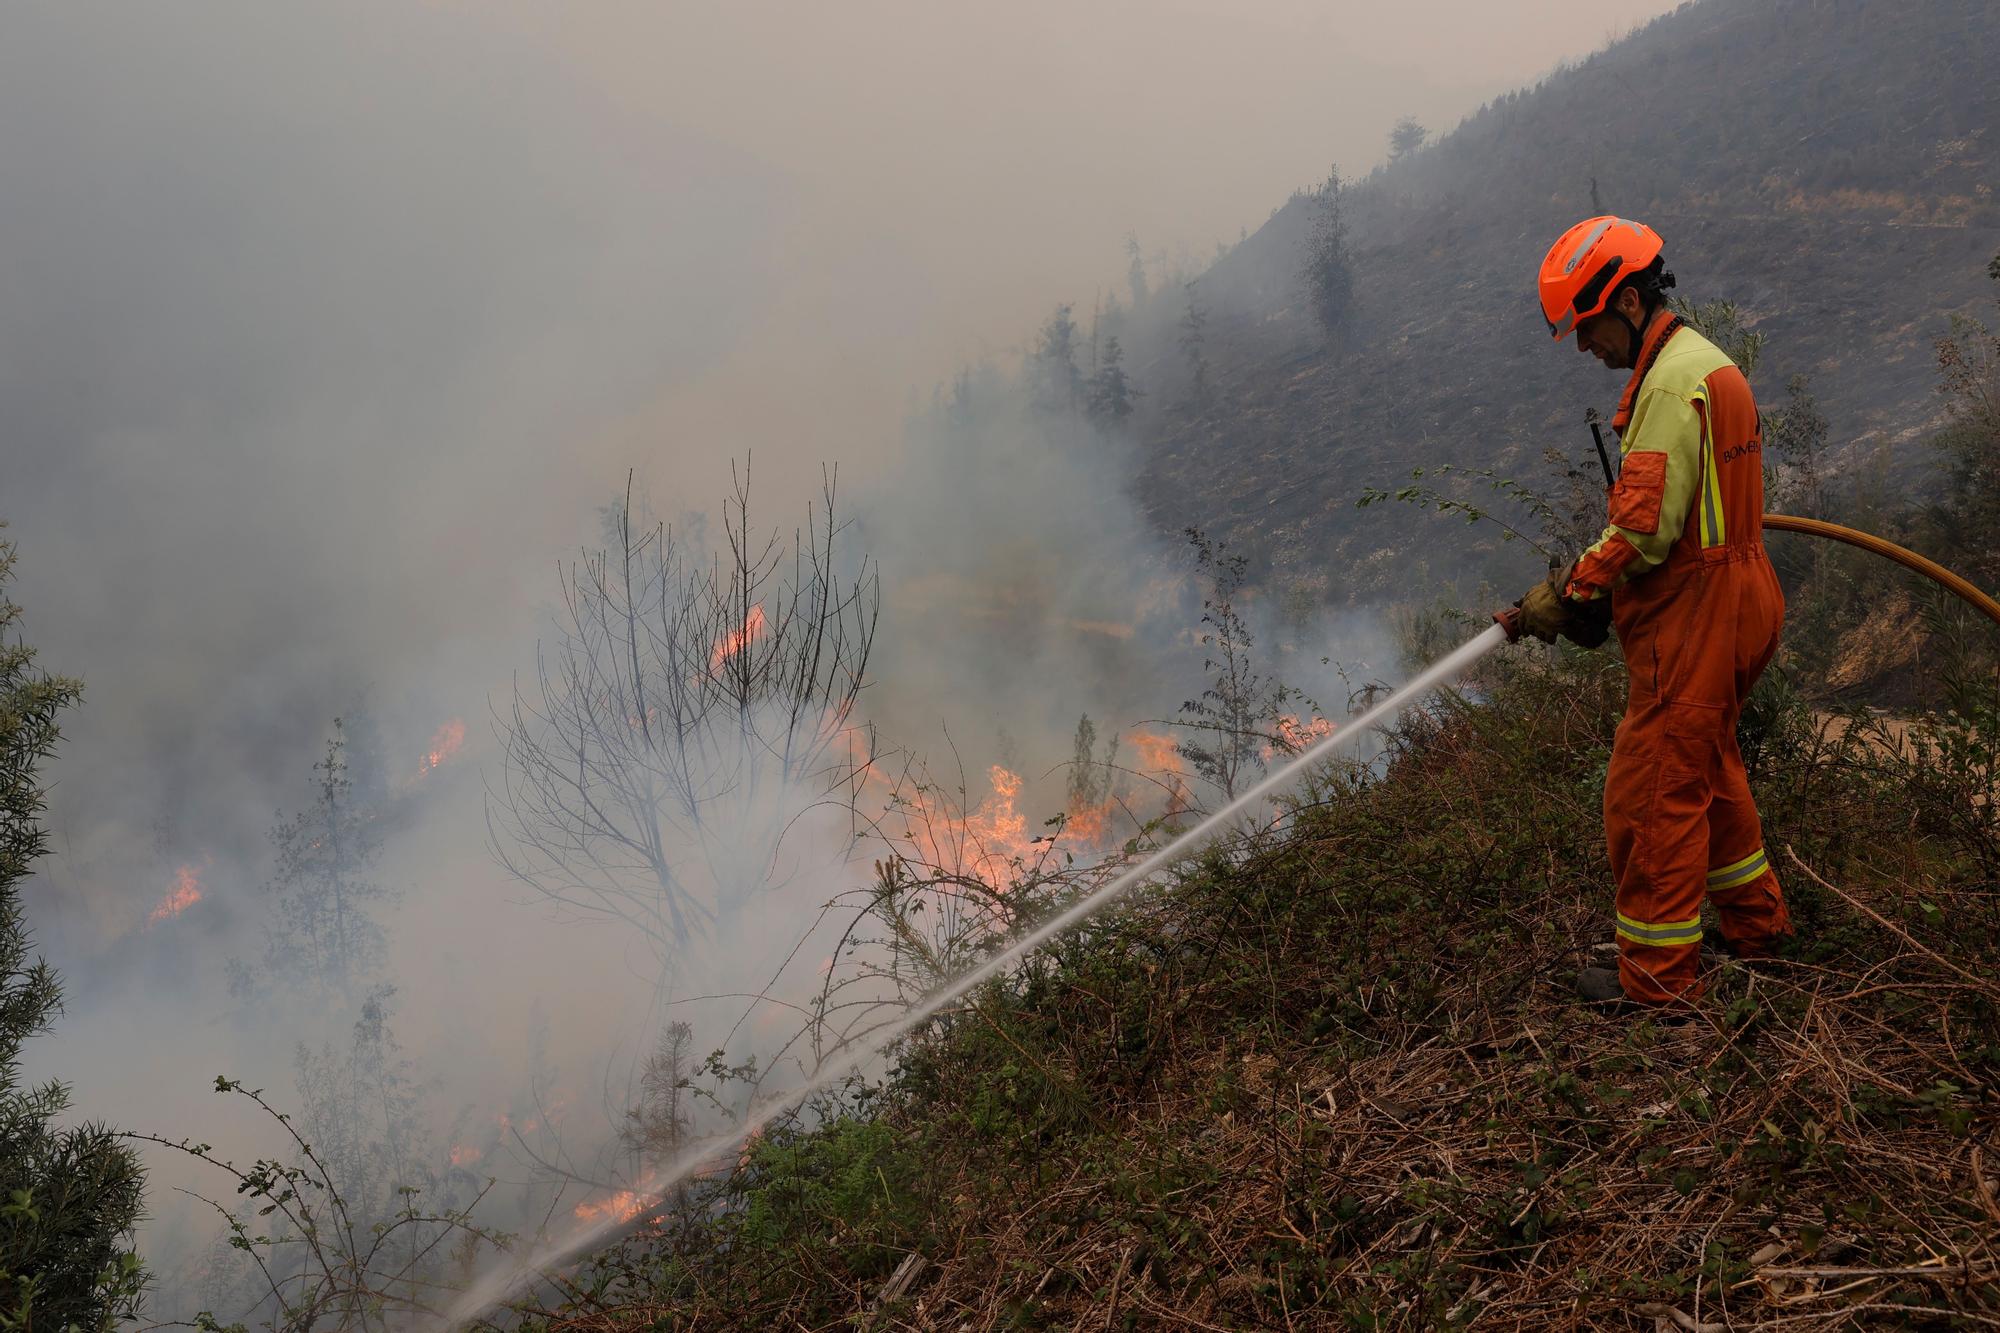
left=0, top=0, right=1683, bottom=1318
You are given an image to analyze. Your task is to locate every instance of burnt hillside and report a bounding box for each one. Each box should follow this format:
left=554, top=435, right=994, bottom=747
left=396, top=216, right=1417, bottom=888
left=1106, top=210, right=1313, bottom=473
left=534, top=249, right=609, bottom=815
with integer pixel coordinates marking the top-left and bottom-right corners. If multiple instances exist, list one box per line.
left=1129, top=0, right=1998, bottom=601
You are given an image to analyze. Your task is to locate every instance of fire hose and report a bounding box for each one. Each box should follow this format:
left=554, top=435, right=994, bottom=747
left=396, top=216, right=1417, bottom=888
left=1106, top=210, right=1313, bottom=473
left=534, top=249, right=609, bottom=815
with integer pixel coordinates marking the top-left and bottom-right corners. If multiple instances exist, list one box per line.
left=1496, top=515, right=2000, bottom=641
left=456, top=515, right=1995, bottom=1325
left=1762, top=515, right=2000, bottom=627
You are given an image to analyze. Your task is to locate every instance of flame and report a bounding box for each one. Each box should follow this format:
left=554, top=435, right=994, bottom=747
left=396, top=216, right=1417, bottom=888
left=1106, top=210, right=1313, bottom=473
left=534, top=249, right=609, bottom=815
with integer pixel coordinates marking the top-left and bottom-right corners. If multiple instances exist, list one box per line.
left=869, top=727, right=1212, bottom=897
left=449, top=1143, right=484, bottom=1167
left=147, top=863, right=205, bottom=926
left=1064, top=801, right=1111, bottom=844
left=967, top=766, right=1027, bottom=860
left=1262, top=713, right=1336, bottom=762
left=867, top=762, right=1039, bottom=892
left=574, top=1173, right=659, bottom=1225
left=1127, top=730, right=1183, bottom=775
left=419, top=720, right=467, bottom=775
left=709, top=604, right=768, bottom=673
left=1126, top=730, right=1192, bottom=816
left=951, top=766, right=1035, bottom=887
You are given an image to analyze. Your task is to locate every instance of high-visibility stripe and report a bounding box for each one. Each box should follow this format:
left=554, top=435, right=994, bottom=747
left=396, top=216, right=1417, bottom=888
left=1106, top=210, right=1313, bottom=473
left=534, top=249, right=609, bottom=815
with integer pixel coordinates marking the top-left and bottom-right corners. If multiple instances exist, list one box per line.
left=1697, top=388, right=1724, bottom=548
left=1616, top=911, right=1703, bottom=947
left=1562, top=218, right=1617, bottom=275
left=1707, top=848, right=1769, bottom=891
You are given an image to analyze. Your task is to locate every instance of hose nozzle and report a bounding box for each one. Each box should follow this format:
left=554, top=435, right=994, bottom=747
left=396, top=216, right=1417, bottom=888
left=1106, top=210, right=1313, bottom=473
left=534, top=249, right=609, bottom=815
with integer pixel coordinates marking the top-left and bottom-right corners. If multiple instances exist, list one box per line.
left=1493, top=606, right=1523, bottom=643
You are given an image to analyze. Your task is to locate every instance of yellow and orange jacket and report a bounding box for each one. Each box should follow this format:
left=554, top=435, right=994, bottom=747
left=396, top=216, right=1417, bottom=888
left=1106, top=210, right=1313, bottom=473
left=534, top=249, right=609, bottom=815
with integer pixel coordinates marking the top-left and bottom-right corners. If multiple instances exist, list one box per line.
left=1564, top=310, right=1764, bottom=602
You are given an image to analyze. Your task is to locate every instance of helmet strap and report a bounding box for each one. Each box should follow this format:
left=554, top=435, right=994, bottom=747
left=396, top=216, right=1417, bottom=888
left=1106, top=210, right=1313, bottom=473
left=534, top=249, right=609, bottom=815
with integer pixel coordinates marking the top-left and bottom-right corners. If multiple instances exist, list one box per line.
left=1612, top=263, right=1673, bottom=366
left=1616, top=310, right=1645, bottom=365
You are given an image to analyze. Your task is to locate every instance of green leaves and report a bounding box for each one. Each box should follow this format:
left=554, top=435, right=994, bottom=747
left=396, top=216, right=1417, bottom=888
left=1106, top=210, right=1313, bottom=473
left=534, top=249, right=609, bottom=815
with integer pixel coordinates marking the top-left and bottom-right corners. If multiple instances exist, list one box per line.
left=1354, top=465, right=1564, bottom=558
left=0, top=538, right=144, bottom=1333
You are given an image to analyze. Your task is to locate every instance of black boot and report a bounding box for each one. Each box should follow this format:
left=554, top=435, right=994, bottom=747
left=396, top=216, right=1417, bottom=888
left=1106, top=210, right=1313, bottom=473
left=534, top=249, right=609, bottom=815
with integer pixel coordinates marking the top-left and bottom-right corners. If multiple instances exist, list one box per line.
left=1577, top=965, right=1701, bottom=1020
left=1576, top=965, right=1628, bottom=1005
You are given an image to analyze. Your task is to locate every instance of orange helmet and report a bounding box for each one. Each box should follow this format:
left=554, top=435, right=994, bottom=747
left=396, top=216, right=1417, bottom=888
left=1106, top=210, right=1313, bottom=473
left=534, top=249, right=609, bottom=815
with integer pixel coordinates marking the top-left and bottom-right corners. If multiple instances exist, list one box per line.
left=1537, top=216, right=1663, bottom=340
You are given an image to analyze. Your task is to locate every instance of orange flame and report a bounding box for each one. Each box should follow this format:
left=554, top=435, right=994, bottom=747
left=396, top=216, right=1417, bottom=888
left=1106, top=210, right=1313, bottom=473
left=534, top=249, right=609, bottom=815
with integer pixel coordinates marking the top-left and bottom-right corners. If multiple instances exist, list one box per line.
left=1262, top=713, right=1336, bottom=762
left=1064, top=801, right=1111, bottom=844
left=147, top=864, right=205, bottom=927
left=952, top=766, right=1036, bottom=887
left=1127, top=730, right=1184, bottom=775
left=572, top=1184, right=656, bottom=1224
left=869, top=727, right=1212, bottom=897
left=709, top=604, right=768, bottom=673
left=868, top=762, right=1041, bottom=892
left=419, top=720, right=467, bottom=775
left=449, top=1143, right=484, bottom=1168
left=967, top=766, right=1027, bottom=860
left=1126, top=730, right=1192, bottom=816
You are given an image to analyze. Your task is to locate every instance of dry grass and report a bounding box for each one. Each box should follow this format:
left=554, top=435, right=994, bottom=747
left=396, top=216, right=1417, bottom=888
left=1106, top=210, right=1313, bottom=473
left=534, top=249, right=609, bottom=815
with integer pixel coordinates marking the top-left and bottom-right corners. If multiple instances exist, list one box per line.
left=509, top=650, right=2000, bottom=1332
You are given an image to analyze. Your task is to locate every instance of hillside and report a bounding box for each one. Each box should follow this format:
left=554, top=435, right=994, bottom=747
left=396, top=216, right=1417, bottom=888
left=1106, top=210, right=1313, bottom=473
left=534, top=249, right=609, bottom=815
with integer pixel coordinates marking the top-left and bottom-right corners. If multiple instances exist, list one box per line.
left=1127, top=0, right=1998, bottom=599
left=511, top=646, right=2000, bottom=1331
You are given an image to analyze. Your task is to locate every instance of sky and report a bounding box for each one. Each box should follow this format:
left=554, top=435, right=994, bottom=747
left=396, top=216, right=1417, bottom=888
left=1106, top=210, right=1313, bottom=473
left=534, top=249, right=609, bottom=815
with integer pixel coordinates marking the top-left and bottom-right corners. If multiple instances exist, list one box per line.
left=0, top=0, right=1684, bottom=1306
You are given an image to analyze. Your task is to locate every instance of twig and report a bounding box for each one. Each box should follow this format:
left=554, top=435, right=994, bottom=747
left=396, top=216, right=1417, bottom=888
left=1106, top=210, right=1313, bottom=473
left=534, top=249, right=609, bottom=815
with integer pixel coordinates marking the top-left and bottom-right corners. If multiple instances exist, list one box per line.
left=1785, top=845, right=2000, bottom=998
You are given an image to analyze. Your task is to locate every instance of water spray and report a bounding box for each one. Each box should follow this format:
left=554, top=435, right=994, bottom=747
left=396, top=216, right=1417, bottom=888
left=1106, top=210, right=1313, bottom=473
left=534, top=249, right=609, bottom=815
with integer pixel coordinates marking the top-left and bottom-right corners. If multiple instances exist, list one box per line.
left=449, top=515, right=1999, bottom=1324
left=446, top=622, right=1511, bottom=1326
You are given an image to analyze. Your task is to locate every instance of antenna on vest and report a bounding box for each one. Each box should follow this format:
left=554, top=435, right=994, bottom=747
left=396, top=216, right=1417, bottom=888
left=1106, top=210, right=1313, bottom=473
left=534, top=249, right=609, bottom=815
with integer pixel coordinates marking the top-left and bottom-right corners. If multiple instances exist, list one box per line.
left=1587, top=414, right=1615, bottom=488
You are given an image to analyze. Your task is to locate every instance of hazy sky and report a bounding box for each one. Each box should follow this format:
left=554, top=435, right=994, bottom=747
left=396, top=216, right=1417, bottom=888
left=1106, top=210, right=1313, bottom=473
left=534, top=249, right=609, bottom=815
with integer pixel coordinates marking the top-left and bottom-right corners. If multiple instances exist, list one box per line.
left=0, top=0, right=1682, bottom=1302
left=560, top=0, right=1689, bottom=467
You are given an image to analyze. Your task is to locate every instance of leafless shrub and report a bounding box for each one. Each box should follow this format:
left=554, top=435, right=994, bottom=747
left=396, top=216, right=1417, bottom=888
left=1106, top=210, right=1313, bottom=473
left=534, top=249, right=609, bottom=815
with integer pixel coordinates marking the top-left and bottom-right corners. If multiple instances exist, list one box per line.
left=129, top=1066, right=501, bottom=1330
left=487, top=460, right=878, bottom=973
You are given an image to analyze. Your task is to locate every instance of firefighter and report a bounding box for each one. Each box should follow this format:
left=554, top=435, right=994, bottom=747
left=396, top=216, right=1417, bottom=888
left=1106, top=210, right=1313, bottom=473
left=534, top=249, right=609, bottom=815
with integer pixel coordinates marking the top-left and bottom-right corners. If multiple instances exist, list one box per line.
left=1513, top=217, right=1791, bottom=1009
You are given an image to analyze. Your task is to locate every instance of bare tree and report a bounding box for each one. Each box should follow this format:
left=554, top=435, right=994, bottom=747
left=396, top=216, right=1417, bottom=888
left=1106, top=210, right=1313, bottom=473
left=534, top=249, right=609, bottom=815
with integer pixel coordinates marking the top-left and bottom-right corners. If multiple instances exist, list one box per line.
left=487, top=460, right=879, bottom=973
left=1173, top=530, right=1311, bottom=801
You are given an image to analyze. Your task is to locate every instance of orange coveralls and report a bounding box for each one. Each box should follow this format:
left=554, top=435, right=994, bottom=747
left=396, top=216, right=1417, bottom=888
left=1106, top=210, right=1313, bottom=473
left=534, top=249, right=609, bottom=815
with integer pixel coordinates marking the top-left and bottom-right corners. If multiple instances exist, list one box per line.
left=1566, top=309, right=1791, bottom=1003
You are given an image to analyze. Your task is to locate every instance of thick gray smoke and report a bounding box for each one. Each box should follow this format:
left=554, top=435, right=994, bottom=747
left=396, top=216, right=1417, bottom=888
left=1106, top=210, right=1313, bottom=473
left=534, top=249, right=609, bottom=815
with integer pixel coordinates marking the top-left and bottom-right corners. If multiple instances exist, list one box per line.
left=0, top=0, right=1681, bottom=1319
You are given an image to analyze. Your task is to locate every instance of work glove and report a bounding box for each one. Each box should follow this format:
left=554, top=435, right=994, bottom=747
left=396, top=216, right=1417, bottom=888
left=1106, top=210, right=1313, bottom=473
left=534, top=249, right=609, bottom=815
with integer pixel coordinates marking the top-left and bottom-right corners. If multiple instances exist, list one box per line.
left=1512, top=560, right=1613, bottom=650
left=1513, top=578, right=1569, bottom=645
left=1555, top=557, right=1613, bottom=650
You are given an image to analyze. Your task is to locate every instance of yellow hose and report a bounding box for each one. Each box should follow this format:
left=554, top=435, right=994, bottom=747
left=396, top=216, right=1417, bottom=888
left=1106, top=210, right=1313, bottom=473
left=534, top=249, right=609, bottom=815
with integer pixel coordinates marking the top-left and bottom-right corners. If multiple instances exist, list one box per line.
left=1763, top=514, right=2000, bottom=628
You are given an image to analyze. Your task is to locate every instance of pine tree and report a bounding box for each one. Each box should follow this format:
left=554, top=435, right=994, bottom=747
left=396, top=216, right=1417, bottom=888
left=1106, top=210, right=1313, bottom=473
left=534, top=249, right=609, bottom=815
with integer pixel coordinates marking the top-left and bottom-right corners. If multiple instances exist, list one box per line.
left=1030, top=304, right=1082, bottom=413
left=1765, top=375, right=1830, bottom=519
left=1179, top=283, right=1211, bottom=408
left=619, top=1022, right=693, bottom=1169
left=1930, top=258, right=2000, bottom=584
left=1064, top=715, right=1102, bottom=815
left=1388, top=116, right=1427, bottom=161
left=0, top=534, right=145, bottom=1330
left=1301, top=165, right=1354, bottom=340
left=247, top=719, right=393, bottom=1003
left=1085, top=335, right=1137, bottom=424
left=1124, top=234, right=1149, bottom=310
